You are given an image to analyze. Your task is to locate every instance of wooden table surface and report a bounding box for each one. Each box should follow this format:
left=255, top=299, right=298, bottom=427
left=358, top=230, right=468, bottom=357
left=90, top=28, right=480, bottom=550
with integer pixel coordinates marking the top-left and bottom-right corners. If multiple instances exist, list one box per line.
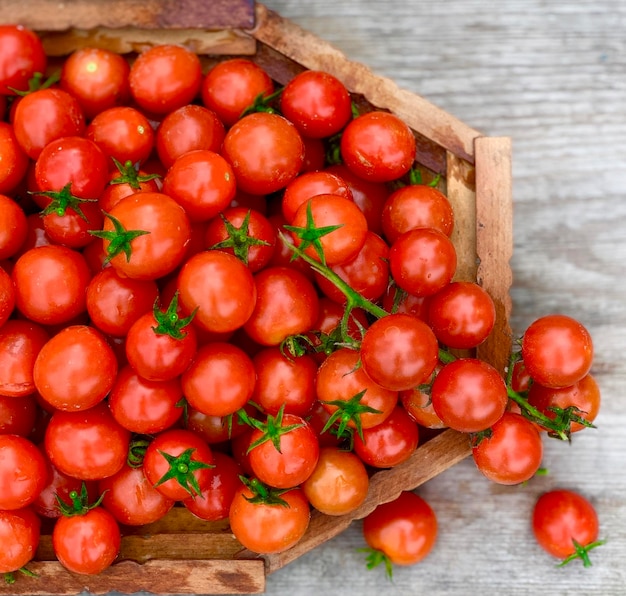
left=249, top=1, right=626, bottom=595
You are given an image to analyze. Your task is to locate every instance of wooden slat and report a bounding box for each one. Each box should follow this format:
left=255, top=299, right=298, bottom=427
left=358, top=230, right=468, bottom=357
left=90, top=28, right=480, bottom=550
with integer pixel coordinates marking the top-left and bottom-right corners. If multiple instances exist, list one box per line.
left=0, top=0, right=256, bottom=30
left=475, top=137, right=514, bottom=375
left=250, top=4, right=481, bottom=163
left=236, top=429, right=471, bottom=574
left=0, top=559, right=265, bottom=595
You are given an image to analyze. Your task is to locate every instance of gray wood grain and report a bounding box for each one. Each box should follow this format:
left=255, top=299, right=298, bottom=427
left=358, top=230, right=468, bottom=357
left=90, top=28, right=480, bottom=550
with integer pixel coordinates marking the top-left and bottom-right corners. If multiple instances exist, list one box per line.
left=250, top=1, right=626, bottom=595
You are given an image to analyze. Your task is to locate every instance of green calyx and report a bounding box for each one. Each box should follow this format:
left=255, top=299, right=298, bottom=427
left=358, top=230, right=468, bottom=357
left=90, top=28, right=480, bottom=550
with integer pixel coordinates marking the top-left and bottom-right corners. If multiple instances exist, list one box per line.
left=9, top=70, right=61, bottom=96
left=239, top=476, right=291, bottom=507
left=284, top=200, right=343, bottom=266
left=208, top=210, right=271, bottom=266
left=320, top=388, right=381, bottom=443
left=238, top=404, right=303, bottom=454
left=153, top=447, right=214, bottom=498
left=55, top=482, right=106, bottom=517
left=151, top=291, right=197, bottom=340
left=88, top=210, right=150, bottom=265
left=358, top=547, right=394, bottom=581
left=34, top=182, right=97, bottom=222
left=109, top=157, right=160, bottom=190
left=3, top=567, right=38, bottom=585
left=558, top=538, right=606, bottom=568
left=127, top=435, right=152, bottom=468
left=239, top=87, right=284, bottom=118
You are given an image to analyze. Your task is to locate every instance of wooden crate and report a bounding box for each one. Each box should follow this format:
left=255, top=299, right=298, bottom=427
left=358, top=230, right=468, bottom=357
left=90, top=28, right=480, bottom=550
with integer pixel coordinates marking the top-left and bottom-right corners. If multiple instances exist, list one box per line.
left=0, top=2, right=513, bottom=594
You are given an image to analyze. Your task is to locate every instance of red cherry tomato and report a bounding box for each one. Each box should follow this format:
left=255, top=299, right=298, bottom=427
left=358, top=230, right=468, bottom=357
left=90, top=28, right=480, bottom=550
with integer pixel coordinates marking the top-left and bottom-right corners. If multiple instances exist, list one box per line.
left=0, top=25, right=47, bottom=95
left=0, top=123, right=29, bottom=195
left=0, top=435, right=48, bottom=510
left=0, top=507, right=41, bottom=574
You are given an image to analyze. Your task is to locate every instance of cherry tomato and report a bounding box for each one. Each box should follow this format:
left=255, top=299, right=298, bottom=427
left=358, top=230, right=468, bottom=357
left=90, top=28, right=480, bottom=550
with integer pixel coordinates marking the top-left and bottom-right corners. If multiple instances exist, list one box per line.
left=86, top=267, right=159, bottom=337
left=381, top=284, right=431, bottom=321
left=222, top=112, right=305, bottom=195
left=427, top=281, right=496, bottom=349
left=12, top=245, right=91, bottom=326
left=143, top=429, right=214, bottom=501
left=185, top=405, right=252, bottom=445
left=182, top=452, right=243, bottom=522
left=289, top=193, right=368, bottom=266
left=99, top=463, right=175, bottom=526
left=0, top=507, right=41, bottom=574
left=98, top=164, right=160, bottom=213
left=52, top=506, right=121, bottom=575
left=0, top=195, right=28, bottom=260
left=381, top=183, right=454, bottom=243
left=155, top=104, right=225, bottom=168
left=532, top=489, right=603, bottom=566
left=431, top=358, right=508, bottom=433
left=400, top=384, right=447, bottom=430
left=13, top=88, right=85, bottom=159
left=353, top=404, right=420, bottom=468
left=129, top=44, right=202, bottom=115
left=251, top=347, right=317, bottom=417
left=229, top=484, right=310, bottom=554
left=0, top=434, right=47, bottom=510
left=248, top=411, right=320, bottom=489
left=108, top=365, right=183, bottom=434
left=0, top=319, right=49, bottom=398
left=280, top=70, right=353, bottom=138
left=0, top=25, right=47, bottom=95
left=201, top=58, right=275, bottom=127
left=99, top=192, right=191, bottom=281
left=182, top=342, right=255, bottom=417
left=362, top=491, right=437, bottom=568
left=86, top=106, right=154, bottom=166
left=0, top=123, right=29, bottom=195
left=177, top=250, right=257, bottom=334
left=44, top=402, right=131, bottom=480
left=527, top=373, right=601, bottom=433
left=162, top=149, right=236, bottom=222
left=472, top=412, right=544, bottom=485
left=389, top=227, right=457, bottom=297
left=302, top=446, right=369, bottom=516
left=360, top=314, right=439, bottom=391
left=243, top=266, right=319, bottom=346
left=340, top=111, right=416, bottom=183
left=34, top=325, right=118, bottom=411
left=521, top=314, right=594, bottom=388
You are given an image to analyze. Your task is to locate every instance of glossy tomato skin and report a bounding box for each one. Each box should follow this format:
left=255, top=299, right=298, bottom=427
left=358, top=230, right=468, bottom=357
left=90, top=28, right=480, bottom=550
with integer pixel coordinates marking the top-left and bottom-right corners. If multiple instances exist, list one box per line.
left=229, top=485, right=310, bottom=554
left=0, top=265, right=15, bottom=327
left=0, top=25, right=47, bottom=95
left=99, top=464, right=175, bottom=526
left=532, top=489, right=600, bottom=561
left=52, top=507, right=121, bottom=575
left=0, top=394, right=37, bottom=436
left=34, top=325, right=118, bottom=411
left=431, top=358, right=508, bottom=433
left=44, top=402, right=131, bottom=480
left=0, top=434, right=48, bottom=510
left=12, top=245, right=91, bottom=326
left=0, top=507, right=41, bottom=574
left=201, top=58, right=275, bottom=127
left=0, top=123, right=29, bottom=195
left=182, top=452, right=243, bottom=522
left=243, top=266, right=319, bottom=346
left=363, top=491, right=437, bottom=566
left=360, top=314, right=440, bottom=392
left=280, top=70, right=353, bottom=139
left=181, top=342, right=256, bottom=418
left=521, top=314, right=594, bottom=389
left=222, top=112, right=305, bottom=195
left=13, top=88, right=85, bottom=159
left=108, top=365, right=183, bottom=434
left=103, top=192, right=192, bottom=281
left=302, top=446, right=369, bottom=516
left=156, top=104, right=225, bottom=168
left=60, top=47, right=131, bottom=118
left=0, top=194, right=28, bottom=259
left=472, top=412, right=544, bottom=485
left=353, top=405, right=420, bottom=468
left=248, top=413, right=320, bottom=489
left=143, top=429, right=214, bottom=501
left=129, top=44, right=202, bottom=115
left=0, top=319, right=50, bottom=397
left=340, top=111, right=416, bottom=183
left=177, top=250, right=257, bottom=334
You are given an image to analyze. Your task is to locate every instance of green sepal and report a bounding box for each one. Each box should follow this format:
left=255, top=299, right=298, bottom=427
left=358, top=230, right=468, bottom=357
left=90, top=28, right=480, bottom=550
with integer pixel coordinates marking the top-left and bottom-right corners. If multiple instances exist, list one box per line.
left=208, top=210, right=271, bottom=266
left=239, top=476, right=291, bottom=507
left=357, top=547, right=394, bottom=581
left=151, top=291, right=197, bottom=340
left=34, top=182, right=98, bottom=222
left=153, top=447, right=214, bottom=498
left=55, top=482, right=107, bottom=517
left=88, top=210, right=150, bottom=265
left=320, top=389, right=381, bottom=442
left=109, top=157, right=161, bottom=190
left=557, top=538, right=606, bottom=568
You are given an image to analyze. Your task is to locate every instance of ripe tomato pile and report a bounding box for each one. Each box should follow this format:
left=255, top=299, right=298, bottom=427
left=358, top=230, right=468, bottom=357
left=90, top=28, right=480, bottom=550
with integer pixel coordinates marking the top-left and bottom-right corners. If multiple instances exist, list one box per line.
left=0, top=24, right=603, bottom=582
